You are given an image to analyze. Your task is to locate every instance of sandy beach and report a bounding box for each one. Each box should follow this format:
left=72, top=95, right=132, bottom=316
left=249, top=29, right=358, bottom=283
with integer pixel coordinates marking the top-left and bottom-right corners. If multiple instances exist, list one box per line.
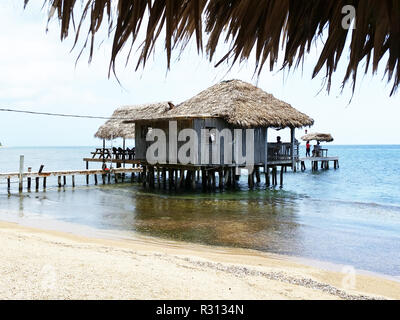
left=0, top=220, right=399, bottom=300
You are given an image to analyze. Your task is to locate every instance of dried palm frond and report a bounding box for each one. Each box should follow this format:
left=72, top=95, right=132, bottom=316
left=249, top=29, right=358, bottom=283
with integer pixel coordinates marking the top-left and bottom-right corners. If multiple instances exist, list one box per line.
left=25, top=0, right=400, bottom=95
left=123, top=80, right=314, bottom=129
left=301, top=133, right=334, bottom=142
left=95, top=102, right=173, bottom=139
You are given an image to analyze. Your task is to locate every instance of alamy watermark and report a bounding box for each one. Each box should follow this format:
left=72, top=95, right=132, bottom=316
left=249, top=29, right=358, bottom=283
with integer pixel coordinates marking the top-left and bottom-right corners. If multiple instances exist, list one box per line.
left=342, top=5, right=356, bottom=30
left=145, top=121, right=256, bottom=171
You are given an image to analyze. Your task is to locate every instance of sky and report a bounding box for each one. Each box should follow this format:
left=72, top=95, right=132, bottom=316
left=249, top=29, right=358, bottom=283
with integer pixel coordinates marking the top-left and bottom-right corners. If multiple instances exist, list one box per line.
left=0, top=1, right=399, bottom=147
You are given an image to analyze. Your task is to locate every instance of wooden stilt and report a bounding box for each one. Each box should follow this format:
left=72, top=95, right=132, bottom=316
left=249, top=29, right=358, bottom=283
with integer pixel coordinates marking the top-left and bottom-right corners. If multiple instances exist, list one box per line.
left=191, top=170, right=196, bottom=190
left=94, top=174, right=98, bottom=185
left=162, top=168, right=167, bottom=188
left=58, top=176, right=61, bottom=188
left=169, top=169, right=174, bottom=189
left=35, top=177, right=39, bottom=191
left=201, top=169, right=207, bottom=190
left=175, top=170, right=179, bottom=189
left=27, top=167, right=32, bottom=191
left=280, top=166, right=284, bottom=187
left=142, top=166, right=147, bottom=187
left=72, top=175, right=75, bottom=187
left=265, top=167, right=270, bottom=187
left=218, top=168, right=224, bottom=189
left=115, top=171, right=119, bottom=184
left=43, top=177, right=47, bottom=189
left=86, top=161, right=89, bottom=184
left=248, top=169, right=254, bottom=188
left=255, top=167, right=261, bottom=183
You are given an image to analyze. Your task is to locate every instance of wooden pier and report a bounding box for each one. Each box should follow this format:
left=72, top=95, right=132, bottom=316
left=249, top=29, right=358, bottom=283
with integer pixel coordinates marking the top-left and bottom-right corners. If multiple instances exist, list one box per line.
left=298, top=156, right=339, bottom=171
left=1, top=167, right=142, bottom=193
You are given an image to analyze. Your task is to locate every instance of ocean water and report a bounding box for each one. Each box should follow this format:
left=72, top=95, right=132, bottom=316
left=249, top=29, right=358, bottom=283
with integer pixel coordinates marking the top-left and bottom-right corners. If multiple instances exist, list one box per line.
left=0, top=145, right=399, bottom=277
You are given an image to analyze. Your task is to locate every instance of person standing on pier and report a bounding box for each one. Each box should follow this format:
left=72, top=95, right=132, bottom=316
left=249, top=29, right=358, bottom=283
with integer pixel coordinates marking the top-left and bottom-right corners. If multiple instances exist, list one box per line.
left=306, top=141, right=311, bottom=157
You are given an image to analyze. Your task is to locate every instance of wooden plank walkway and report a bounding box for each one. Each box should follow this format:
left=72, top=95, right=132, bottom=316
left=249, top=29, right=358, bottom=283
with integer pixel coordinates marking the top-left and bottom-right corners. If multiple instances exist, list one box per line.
left=0, top=168, right=141, bottom=179
left=297, top=156, right=339, bottom=171
left=298, top=156, right=339, bottom=162
left=1, top=168, right=143, bottom=193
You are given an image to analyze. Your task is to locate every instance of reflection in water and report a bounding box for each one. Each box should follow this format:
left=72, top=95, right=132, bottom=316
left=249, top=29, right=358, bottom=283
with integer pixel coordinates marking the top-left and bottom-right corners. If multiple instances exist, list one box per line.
left=132, top=191, right=302, bottom=254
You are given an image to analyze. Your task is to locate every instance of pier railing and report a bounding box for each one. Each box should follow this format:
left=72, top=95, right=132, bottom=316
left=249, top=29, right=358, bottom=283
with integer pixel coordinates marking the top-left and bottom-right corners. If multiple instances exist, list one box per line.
left=268, top=142, right=299, bottom=162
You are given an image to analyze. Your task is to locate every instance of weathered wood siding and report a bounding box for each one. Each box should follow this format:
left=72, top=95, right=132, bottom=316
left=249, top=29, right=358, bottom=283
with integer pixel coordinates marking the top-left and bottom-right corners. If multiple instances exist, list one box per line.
left=135, top=118, right=268, bottom=165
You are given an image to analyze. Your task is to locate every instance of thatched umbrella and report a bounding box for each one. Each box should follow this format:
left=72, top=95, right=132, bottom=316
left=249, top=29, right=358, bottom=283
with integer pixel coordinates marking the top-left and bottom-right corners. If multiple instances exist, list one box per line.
left=301, top=133, right=334, bottom=142
left=95, top=102, right=174, bottom=140
left=158, top=79, right=314, bottom=129
left=25, top=1, right=400, bottom=95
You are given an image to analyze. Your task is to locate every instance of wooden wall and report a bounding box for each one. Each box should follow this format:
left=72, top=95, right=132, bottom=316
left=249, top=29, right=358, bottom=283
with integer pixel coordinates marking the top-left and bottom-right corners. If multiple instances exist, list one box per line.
left=135, top=118, right=269, bottom=166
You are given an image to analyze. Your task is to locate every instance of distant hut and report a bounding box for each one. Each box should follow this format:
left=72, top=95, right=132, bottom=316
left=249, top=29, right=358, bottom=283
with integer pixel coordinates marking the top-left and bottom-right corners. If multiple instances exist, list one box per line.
left=95, top=102, right=174, bottom=149
left=301, top=133, right=334, bottom=142
left=127, top=80, right=314, bottom=172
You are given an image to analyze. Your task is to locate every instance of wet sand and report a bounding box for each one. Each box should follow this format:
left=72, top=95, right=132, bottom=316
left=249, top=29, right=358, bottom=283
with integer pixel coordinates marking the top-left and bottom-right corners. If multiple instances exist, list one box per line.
left=0, top=220, right=399, bottom=300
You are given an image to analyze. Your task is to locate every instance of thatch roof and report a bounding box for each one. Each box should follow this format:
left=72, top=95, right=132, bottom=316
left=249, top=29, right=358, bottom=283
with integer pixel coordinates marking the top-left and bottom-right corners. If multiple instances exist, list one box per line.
left=157, top=80, right=313, bottom=128
left=95, top=102, right=173, bottom=140
left=301, top=133, right=334, bottom=142
left=26, top=1, right=400, bottom=95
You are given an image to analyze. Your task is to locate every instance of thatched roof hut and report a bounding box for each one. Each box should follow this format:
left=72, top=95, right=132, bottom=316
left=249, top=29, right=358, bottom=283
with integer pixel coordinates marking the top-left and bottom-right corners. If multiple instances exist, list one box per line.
left=29, top=1, right=400, bottom=95
left=95, top=102, right=173, bottom=140
left=301, top=133, right=334, bottom=142
left=166, top=80, right=314, bottom=128
left=126, top=80, right=313, bottom=129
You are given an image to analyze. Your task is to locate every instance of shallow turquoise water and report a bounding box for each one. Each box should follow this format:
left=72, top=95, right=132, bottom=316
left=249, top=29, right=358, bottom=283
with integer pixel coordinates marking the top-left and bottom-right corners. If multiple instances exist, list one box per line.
left=0, top=145, right=399, bottom=277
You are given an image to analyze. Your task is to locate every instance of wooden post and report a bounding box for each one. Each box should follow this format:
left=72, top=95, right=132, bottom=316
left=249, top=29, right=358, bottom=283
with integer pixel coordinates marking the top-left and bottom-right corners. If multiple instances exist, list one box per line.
left=86, top=161, right=89, bottom=184
left=168, top=169, right=174, bottom=189
left=115, top=171, right=119, bottom=184
left=248, top=169, right=254, bottom=188
left=63, top=176, right=66, bottom=186
left=94, top=174, right=98, bottom=185
left=162, top=168, right=167, bottom=188
left=191, top=170, right=196, bottom=190
left=43, top=177, right=47, bottom=189
left=175, top=170, right=179, bottom=189
left=280, top=166, right=284, bottom=187
left=142, top=165, right=147, bottom=187
left=18, top=155, right=24, bottom=193
left=272, top=167, right=277, bottom=186
left=201, top=169, right=207, bottom=190
left=255, top=166, right=261, bottom=183
left=123, top=138, right=126, bottom=168
left=7, top=177, right=10, bottom=193
left=72, top=175, right=75, bottom=187
left=265, top=167, right=270, bottom=187
left=290, top=127, right=295, bottom=171
left=102, top=174, right=106, bottom=184
left=224, top=168, right=231, bottom=187
left=218, top=168, right=224, bottom=189
left=27, top=167, right=32, bottom=191
left=35, top=177, right=39, bottom=191
left=58, top=176, right=61, bottom=188
left=150, top=166, right=155, bottom=188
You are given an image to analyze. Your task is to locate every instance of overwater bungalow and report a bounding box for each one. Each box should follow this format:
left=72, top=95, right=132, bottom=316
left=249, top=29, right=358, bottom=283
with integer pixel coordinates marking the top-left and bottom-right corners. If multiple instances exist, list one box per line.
left=123, top=80, right=314, bottom=188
